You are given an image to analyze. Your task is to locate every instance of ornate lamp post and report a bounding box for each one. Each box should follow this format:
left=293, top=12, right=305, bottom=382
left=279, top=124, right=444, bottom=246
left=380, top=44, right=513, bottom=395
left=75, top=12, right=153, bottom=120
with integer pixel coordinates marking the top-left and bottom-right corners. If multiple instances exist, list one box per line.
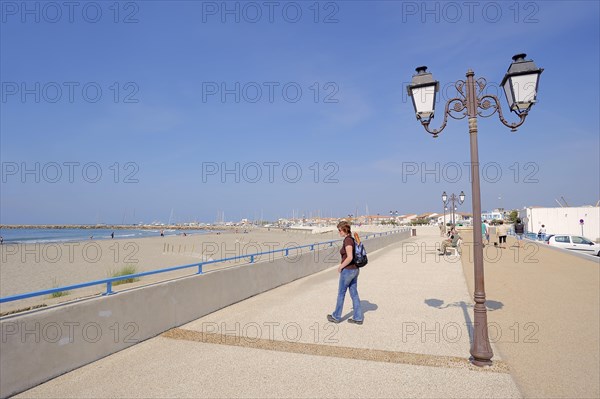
left=407, top=54, right=543, bottom=366
left=443, top=205, right=448, bottom=235
left=442, top=191, right=465, bottom=225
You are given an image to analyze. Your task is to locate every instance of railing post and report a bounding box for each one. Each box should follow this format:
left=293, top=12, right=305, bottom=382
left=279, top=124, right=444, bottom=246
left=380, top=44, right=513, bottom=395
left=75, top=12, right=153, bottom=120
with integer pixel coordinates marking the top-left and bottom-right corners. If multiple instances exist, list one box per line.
left=285, top=248, right=289, bottom=256
left=310, top=245, right=314, bottom=251
left=105, top=281, right=113, bottom=296
left=197, top=263, right=203, bottom=274
left=250, top=255, right=255, bottom=263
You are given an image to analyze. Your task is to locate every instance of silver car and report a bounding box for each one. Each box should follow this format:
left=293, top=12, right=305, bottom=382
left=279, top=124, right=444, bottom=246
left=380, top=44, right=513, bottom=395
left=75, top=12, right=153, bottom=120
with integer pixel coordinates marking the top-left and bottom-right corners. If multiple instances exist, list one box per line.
left=548, top=235, right=600, bottom=256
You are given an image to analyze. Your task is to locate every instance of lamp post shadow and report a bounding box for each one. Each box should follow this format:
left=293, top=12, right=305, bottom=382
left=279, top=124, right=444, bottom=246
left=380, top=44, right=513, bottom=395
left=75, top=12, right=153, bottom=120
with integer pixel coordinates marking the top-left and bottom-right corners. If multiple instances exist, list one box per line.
left=425, top=298, right=504, bottom=344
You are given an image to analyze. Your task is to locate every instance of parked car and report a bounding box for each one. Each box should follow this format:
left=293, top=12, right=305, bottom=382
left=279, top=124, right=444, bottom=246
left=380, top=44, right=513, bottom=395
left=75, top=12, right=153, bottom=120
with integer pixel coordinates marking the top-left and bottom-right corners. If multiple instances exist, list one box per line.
left=547, top=235, right=600, bottom=256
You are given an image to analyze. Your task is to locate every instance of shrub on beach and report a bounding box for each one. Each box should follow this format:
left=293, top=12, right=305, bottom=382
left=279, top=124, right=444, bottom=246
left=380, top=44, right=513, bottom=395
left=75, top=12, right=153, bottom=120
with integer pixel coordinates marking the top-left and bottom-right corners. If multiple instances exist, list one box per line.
left=110, top=264, right=140, bottom=286
left=49, top=278, right=70, bottom=298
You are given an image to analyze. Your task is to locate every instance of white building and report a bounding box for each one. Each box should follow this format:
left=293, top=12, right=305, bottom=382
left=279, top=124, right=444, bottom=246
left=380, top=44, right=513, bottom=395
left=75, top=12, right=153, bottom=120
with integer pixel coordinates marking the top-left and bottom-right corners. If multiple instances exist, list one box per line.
left=437, top=212, right=471, bottom=225
left=481, top=210, right=504, bottom=222
left=518, top=206, right=600, bottom=241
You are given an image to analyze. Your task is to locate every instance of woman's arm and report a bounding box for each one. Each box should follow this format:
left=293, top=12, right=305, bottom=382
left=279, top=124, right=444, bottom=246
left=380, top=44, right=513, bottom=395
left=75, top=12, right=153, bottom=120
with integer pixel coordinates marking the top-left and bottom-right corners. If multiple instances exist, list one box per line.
left=338, top=242, right=354, bottom=272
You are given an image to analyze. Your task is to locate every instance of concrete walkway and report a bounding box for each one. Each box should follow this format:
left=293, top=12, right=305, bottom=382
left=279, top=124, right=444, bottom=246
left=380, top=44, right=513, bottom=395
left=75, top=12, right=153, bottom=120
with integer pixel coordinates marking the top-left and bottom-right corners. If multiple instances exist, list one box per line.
left=16, top=231, right=522, bottom=398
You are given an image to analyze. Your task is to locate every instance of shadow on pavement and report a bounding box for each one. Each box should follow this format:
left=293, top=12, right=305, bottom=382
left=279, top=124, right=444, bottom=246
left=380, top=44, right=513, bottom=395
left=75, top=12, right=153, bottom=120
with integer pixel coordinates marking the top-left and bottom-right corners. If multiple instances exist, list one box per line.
left=341, top=300, right=378, bottom=321
left=424, top=298, right=505, bottom=344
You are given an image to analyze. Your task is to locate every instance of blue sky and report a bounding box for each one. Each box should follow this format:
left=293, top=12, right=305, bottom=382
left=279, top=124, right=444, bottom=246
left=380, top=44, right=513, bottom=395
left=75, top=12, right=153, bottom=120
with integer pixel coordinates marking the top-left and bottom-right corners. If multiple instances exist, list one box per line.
left=1, top=0, right=599, bottom=224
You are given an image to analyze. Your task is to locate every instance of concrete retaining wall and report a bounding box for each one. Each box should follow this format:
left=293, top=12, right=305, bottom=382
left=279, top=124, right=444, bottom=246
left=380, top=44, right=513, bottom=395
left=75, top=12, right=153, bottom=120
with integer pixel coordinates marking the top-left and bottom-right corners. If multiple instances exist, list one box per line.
left=0, top=230, right=410, bottom=398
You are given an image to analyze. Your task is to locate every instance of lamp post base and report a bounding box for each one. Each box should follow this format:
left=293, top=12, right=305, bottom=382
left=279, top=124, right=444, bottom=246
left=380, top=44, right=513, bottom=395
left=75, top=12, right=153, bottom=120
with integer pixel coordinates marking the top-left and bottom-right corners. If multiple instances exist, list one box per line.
left=470, top=357, right=493, bottom=367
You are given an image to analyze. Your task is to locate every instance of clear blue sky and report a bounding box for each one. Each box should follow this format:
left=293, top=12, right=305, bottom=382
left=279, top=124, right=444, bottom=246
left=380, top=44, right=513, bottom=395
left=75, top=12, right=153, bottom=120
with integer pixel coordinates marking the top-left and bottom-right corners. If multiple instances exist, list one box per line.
left=1, top=0, right=599, bottom=224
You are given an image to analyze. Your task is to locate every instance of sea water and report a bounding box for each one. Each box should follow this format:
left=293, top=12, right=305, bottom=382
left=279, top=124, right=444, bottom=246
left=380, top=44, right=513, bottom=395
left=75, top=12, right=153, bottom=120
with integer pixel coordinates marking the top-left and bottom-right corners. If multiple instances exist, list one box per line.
left=0, top=228, right=214, bottom=244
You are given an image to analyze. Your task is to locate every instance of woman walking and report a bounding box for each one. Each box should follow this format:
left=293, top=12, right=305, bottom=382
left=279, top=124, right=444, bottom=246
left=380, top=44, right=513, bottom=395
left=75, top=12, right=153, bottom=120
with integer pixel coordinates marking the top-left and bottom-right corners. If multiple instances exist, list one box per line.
left=327, top=221, right=364, bottom=325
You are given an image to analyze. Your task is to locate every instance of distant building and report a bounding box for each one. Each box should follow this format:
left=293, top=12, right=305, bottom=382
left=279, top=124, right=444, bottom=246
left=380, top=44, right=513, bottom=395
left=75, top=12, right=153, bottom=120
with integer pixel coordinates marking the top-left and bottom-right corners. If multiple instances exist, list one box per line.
left=481, top=210, right=504, bottom=222
left=518, top=206, right=600, bottom=240
left=399, top=214, right=418, bottom=225
left=437, top=212, right=472, bottom=225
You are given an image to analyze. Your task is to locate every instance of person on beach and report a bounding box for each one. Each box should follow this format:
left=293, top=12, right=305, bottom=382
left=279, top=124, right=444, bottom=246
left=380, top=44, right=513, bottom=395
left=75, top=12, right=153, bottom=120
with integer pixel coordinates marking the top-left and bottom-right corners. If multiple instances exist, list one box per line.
left=160, top=230, right=164, bottom=237
left=111, top=232, right=114, bottom=239
left=513, top=218, right=525, bottom=248
left=497, top=220, right=508, bottom=248
left=0, top=236, right=3, bottom=245
left=327, top=221, right=363, bottom=325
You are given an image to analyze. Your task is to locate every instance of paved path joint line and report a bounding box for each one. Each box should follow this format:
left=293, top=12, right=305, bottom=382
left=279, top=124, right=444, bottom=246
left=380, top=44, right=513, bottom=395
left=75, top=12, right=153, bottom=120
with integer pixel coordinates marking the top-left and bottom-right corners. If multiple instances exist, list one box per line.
left=162, top=328, right=510, bottom=374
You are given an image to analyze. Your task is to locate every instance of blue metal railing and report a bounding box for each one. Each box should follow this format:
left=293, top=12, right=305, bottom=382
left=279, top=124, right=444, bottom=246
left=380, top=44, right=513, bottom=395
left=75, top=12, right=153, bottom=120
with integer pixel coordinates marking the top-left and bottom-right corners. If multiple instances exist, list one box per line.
left=507, top=230, right=544, bottom=241
left=0, top=229, right=408, bottom=304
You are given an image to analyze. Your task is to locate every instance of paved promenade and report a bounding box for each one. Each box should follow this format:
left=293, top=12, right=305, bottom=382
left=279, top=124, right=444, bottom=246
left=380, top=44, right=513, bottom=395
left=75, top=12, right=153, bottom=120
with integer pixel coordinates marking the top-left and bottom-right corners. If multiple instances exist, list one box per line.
left=16, top=230, right=522, bottom=398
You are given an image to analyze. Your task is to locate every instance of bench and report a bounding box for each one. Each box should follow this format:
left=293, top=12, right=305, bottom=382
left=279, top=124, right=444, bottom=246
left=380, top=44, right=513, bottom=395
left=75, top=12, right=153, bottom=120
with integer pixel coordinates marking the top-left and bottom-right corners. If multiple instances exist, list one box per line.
left=446, top=238, right=463, bottom=257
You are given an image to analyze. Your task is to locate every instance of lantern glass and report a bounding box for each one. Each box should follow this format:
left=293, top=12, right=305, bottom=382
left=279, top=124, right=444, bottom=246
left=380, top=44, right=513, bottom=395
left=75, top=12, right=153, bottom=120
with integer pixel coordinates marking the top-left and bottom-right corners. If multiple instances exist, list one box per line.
left=459, top=191, right=465, bottom=203
left=408, top=66, right=439, bottom=121
left=442, top=192, right=448, bottom=202
left=504, top=73, right=540, bottom=111
left=411, top=85, right=437, bottom=118
left=501, top=54, right=543, bottom=114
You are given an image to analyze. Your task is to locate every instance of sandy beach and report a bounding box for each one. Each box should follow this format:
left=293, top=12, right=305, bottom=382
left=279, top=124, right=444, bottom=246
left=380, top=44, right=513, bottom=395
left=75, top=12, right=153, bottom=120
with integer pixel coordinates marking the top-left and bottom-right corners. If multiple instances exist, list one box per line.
left=0, top=226, right=395, bottom=315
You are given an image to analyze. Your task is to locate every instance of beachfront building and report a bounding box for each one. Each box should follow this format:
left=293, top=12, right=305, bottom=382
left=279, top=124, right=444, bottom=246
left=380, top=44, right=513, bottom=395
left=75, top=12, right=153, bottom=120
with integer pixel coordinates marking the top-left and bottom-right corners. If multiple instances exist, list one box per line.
left=415, top=212, right=441, bottom=225
left=436, top=212, right=472, bottom=225
left=481, top=210, right=504, bottom=222
left=356, top=215, right=398, bottom=225
left=398, top=214, right=418, bottom=225
left=518, top=206, right=600, bottom=241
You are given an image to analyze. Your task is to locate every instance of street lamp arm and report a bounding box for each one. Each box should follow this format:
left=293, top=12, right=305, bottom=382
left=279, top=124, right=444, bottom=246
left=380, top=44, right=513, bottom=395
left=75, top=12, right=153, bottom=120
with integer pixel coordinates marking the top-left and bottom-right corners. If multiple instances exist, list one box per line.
left=478, top=94, right=528, bottom=132
left=421, top=97, right=466, bottom=137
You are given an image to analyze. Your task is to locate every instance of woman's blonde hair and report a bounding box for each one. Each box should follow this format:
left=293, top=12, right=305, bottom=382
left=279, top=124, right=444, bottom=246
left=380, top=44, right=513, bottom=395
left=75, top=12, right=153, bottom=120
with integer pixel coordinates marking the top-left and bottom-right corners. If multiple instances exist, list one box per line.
left=337, top=221, right=352, bottom=235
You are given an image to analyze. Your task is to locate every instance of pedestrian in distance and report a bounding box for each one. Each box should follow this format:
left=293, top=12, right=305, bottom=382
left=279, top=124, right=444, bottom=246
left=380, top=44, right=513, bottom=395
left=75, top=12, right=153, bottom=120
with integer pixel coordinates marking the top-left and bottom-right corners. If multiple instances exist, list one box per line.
left=537, top=225, right=546, bottom=241
left=513, top=218, right=525, bottom=248
left=483, top=220, right=491, bottom=245
left=497, top=220, right=508, bottom=248
left=481, top=220, right=488, bottom=246
left=327, top=221, right=363, bottom=325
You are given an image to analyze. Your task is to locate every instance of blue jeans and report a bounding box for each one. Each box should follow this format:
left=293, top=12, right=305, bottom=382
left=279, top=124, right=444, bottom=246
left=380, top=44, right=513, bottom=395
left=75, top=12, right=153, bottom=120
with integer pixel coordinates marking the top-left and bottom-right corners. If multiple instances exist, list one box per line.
left=332, top=268, right=363, bottom=321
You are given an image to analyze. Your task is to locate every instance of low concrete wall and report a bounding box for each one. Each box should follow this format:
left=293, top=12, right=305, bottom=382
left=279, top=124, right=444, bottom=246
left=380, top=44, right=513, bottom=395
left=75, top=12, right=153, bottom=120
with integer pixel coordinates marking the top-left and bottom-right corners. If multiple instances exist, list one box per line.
left=0, top=230, right=410, bottom=398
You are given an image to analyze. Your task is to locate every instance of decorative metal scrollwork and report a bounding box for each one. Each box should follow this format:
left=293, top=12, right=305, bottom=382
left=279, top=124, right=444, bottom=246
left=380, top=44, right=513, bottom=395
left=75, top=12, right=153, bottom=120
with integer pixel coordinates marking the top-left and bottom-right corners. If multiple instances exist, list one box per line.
left=417, top=75, right=529, bottom=136
left=455, top=80, right=466, bottom=99
left=421, top=97, right=465, bottom=137
left=478, top=94, right=527, bottom=131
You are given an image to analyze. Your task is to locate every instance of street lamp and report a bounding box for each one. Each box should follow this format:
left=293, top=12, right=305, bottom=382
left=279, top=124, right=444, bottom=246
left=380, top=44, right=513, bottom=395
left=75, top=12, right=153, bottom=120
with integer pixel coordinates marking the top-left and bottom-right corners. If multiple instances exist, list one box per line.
left=407, top=54, right=543, bottom=366
left=442, top=205, right=448, bottom=236
left=442, top=191, right=465, bottom=225
left=442, top=192, right=448, bottom=233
